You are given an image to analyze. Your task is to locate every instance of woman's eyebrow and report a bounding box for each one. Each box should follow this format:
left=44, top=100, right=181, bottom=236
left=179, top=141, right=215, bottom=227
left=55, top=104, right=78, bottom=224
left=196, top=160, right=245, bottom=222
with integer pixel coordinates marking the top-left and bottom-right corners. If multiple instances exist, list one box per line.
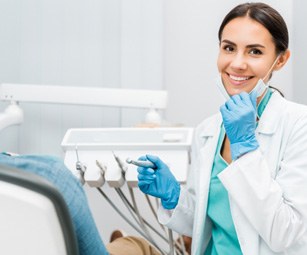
left=221, top=39, right=265, bottom=49
left=246, top=44, right=265, bottom=49
left=221, top=39, right=235, bottom=45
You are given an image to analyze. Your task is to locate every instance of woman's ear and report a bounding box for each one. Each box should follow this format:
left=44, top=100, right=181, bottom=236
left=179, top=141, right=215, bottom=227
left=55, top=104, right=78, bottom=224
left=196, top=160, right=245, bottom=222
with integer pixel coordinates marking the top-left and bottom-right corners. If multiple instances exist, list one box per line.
left=274, top=49, right=291, bottom=71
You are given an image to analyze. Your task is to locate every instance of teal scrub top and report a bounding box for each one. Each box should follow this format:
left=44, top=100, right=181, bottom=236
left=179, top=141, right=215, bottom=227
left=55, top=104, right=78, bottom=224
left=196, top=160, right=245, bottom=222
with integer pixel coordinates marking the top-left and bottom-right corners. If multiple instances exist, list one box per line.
left=205, top=89, right=273, bottom=255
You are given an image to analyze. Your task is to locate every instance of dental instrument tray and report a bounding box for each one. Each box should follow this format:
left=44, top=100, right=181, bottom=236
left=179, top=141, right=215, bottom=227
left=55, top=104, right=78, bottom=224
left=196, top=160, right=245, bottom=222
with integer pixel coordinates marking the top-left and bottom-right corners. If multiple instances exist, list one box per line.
left=61, top=127, right=193, bottom=186
left=61, top=127, right=193, bottom=150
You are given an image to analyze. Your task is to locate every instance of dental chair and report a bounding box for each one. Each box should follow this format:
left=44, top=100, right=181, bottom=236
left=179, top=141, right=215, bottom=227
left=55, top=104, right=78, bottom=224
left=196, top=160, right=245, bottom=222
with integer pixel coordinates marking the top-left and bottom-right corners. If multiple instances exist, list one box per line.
left=0, top=164, right=79, bottom=255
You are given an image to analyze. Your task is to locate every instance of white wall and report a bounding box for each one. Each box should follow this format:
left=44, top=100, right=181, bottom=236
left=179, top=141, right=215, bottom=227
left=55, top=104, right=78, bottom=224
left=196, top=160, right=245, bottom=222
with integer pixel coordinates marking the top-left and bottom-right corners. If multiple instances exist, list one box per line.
left=293, top=0, right=307, bottom=105
left=0, top=0, right=303, bottom=245
left=0, top=0, right=164, bottom=155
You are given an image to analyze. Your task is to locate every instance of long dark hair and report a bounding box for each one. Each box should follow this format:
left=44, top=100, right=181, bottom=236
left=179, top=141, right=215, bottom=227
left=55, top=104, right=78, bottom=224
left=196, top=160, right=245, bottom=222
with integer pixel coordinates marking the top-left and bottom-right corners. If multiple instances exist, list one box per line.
left=218, top=3, right=288, bottom=96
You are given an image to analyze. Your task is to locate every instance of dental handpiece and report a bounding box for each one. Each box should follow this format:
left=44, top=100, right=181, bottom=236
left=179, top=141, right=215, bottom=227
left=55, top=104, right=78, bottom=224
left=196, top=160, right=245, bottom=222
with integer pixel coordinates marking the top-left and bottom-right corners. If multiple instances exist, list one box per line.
left=112, top=151, right=127, bottom=173
left=126, top=158, right=156, bottom=169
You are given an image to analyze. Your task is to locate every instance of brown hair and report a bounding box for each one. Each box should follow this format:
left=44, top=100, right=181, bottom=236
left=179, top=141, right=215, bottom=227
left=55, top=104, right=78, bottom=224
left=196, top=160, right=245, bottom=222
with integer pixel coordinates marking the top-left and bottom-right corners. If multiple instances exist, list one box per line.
left=218, top=2, right=289, bottom=55
left=218, top=2, right=288, bottom=96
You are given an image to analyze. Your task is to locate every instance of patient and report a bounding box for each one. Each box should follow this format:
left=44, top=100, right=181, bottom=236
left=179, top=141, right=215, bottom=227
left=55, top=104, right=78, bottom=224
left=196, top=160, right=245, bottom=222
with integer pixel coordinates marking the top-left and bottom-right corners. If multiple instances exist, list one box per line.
left=0, top=153, right=160, bottom=255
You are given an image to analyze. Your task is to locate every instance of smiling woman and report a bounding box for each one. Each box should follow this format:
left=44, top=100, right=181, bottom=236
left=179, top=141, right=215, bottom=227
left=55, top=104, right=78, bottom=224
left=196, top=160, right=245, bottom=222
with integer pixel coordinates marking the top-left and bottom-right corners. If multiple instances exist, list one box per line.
left=217, top=14, right=289, bottom=98
left=135, top=2, right=307, bottom=255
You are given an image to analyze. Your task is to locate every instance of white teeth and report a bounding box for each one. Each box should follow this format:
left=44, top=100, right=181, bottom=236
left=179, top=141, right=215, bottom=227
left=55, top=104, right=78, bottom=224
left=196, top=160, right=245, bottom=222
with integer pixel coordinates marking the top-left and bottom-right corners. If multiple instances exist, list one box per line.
left=229, top=75, right=249, bottom=81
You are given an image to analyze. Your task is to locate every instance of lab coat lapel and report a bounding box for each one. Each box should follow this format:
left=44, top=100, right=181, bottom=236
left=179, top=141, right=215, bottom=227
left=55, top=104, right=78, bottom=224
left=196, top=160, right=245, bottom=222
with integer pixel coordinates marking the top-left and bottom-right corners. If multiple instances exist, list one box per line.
left=256, top=92, right=284, bottom=176
left=229, top=92, right=284, bottom=255
left=257, top=92, right=283, bottom=135
left=193, top=115, right=222, bottom=255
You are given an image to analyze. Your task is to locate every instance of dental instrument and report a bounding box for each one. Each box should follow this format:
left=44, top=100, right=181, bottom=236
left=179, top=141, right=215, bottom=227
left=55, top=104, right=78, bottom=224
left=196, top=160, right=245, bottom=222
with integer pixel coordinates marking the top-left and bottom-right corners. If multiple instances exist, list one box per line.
left=75, top=146, right=87, bottom=173
left=83, top=159, right=105, bottom=187
left=126, top=158, right=156, bottom=169
left=75, top=146, right=86, bottom=184
left=95, top=160, right=107, bottom=174
left=112, top=151, right=128, bottom=174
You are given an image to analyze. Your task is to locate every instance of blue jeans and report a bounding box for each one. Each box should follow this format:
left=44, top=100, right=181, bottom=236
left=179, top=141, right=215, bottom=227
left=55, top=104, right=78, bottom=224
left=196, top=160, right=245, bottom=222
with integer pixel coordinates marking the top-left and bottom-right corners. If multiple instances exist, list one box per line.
left=0, top=153, right=109, bottom=255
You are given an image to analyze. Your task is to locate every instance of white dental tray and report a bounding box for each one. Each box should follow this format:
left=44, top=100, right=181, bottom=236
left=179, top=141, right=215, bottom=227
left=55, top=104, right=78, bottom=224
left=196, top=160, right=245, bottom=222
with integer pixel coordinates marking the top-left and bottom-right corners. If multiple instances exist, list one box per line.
left=61, top=127, right=193, bottom=150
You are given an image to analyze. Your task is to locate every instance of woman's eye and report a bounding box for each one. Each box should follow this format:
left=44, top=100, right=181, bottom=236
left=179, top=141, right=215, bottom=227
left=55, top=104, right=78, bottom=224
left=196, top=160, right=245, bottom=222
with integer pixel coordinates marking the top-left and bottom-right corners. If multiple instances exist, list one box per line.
left=223, top=45, right=234, bottom=52
left=250, top=48, right=263, bottom=55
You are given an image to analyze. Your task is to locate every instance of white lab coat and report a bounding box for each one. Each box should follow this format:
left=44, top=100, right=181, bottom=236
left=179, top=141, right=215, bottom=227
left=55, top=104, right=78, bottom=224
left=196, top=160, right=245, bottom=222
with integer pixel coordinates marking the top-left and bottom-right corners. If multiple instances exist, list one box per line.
left=158, top=92, right=307, bottom=255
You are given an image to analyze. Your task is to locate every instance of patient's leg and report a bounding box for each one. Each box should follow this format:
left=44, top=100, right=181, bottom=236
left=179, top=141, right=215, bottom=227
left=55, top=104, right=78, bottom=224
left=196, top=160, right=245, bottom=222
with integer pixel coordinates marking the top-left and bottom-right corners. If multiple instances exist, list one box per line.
left=0, top=154, right=108, bottom=255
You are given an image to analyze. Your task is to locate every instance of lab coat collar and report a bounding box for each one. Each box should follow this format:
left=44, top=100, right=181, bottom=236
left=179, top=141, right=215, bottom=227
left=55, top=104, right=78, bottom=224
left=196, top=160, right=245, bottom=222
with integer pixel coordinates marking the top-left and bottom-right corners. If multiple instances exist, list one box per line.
left=199, top=113, right=222, bottom=138
left=256, top=91, right=284, bottom=135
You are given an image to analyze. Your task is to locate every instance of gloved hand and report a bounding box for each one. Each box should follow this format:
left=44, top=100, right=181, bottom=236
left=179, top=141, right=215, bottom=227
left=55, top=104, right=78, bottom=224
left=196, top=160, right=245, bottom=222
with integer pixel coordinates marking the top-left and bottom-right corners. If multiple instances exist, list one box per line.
left=137, top=154, right=180, bottom=210
left=220, top=91, right=259, bottom=160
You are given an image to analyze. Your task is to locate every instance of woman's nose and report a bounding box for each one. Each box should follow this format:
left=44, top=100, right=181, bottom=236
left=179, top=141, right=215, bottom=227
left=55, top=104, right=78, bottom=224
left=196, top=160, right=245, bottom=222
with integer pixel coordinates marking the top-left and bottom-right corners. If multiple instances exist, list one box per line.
left=230, top=54, right=248, bottom=70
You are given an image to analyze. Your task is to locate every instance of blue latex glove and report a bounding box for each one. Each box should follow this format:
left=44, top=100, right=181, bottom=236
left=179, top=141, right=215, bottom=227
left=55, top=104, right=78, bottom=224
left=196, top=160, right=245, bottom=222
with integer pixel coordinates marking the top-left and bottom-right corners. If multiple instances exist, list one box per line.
left=137, top=154, right=180, bottom=210
left=220, top=91, right=259, bottom=160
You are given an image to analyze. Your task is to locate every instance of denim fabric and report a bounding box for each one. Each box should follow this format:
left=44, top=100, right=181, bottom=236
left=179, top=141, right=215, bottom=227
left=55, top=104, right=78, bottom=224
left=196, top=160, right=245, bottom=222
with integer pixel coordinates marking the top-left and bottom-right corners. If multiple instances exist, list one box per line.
left=0, top=153, right=109, bottom=255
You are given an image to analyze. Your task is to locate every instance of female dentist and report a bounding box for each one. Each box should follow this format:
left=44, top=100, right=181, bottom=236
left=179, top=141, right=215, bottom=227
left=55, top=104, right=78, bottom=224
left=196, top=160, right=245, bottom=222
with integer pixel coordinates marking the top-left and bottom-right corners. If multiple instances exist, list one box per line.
left=137, top=2, right=307, bottom=255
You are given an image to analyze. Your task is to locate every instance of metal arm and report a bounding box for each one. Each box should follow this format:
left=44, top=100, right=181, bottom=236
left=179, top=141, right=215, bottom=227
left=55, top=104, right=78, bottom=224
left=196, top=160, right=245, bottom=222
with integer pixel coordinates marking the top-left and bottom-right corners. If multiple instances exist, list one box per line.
left=0, top=83, right=167, bottom=131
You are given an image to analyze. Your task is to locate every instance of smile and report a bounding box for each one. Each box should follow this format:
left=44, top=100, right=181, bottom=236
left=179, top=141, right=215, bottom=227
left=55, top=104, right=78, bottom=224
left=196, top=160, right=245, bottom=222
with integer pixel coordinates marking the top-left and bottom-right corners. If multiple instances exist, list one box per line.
left=229, top=74, right=252, bottom=81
